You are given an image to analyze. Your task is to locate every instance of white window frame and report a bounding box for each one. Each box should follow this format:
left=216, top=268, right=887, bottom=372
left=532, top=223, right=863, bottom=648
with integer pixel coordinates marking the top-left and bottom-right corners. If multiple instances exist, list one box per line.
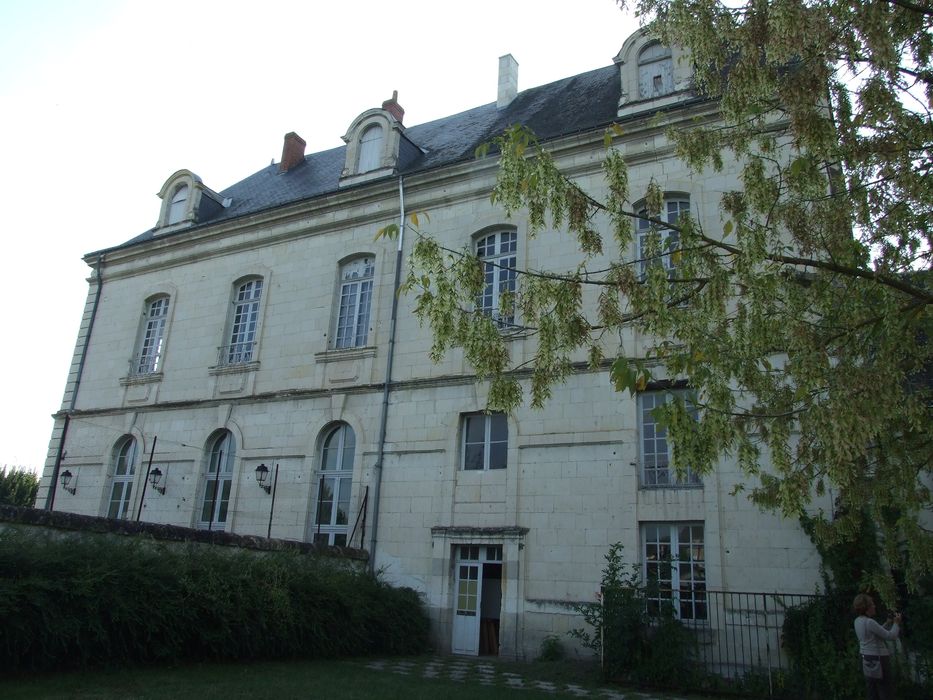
left=357, top=124, right=384, bottom=173
left=638, top=42, right=674, bottom=99
left=639, top=388, right=701, bottom=487
left=334, top=257, right=374, bottom=349
left=132, top=296, right=170, bottom=375
left=637, top=198, right=689, bottom=278
left=643, top=522, right=706, bottom=620
left=198, top=431, right=235, bottom=529
left=313, top=423, right=355, bottom=546
left=223, top=278, right=263, bottom=365
left=107, top=437, right=138, bottom=519
left=461, top=413, right=508, bottom=471
left=475, top=230, right=517, bottom=327
left=167, top=185, right=188, bottom=224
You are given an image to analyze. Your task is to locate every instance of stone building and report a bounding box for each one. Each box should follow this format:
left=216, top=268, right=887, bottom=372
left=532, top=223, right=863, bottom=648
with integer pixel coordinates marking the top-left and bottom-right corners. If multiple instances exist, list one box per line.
left=40, top=29, right=823, bottom=660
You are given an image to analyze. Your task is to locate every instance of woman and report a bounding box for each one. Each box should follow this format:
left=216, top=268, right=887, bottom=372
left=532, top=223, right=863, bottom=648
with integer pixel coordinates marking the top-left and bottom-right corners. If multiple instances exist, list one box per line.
left=853, top=593, right=901, bottom=700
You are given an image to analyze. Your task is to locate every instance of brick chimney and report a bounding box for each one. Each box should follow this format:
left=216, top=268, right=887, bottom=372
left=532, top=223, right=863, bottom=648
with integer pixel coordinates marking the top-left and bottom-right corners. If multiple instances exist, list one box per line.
left=279, top=132, right=306, bottom=173
left=382, top=90, right=404, bottom=124
left=497, top=54, right=518, bottom=109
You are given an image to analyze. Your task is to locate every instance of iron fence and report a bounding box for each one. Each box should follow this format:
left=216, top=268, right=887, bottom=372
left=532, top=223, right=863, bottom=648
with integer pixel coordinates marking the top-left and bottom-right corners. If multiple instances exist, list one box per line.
left=678, top=590, right=817, bottom=683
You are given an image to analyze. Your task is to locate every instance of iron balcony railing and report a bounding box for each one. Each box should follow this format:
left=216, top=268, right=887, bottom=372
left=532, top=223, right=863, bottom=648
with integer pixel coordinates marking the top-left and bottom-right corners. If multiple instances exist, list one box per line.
left=128, top=353, right=161, bottom=377
left=216, top=341, right=256, bottom=367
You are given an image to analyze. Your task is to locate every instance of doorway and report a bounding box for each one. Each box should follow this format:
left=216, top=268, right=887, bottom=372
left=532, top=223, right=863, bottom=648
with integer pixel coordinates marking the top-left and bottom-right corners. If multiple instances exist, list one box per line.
left=451, top=544, right=502, bottom=655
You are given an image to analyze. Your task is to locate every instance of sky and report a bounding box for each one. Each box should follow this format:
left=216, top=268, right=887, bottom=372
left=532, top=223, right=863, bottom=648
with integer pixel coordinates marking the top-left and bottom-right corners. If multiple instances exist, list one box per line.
left=0, top=0, right=639, bottom=473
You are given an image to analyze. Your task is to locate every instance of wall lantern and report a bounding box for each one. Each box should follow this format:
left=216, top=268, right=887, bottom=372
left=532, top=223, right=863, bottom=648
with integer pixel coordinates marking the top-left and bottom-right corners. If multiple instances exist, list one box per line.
left=255, top=463, right=271, bottom=494
left=60, top=469, right=76, bottom=495
left=149, top=467, right=166, bottom=495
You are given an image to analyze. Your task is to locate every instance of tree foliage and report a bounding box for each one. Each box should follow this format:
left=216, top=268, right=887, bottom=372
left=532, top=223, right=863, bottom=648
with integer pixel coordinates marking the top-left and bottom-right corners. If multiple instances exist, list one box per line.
left=0, top=466, right=38, bottom=507
left=391, top=0, right=933, bottom=594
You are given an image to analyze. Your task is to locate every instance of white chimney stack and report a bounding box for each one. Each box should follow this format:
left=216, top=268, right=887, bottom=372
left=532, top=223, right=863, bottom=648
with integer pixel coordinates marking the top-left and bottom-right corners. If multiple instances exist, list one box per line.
left=497, top=54, right=518, bottom=109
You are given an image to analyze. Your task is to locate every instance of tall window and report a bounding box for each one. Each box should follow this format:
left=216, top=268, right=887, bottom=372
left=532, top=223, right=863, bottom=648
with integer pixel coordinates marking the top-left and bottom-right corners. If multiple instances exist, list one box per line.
left=357, top=124, right=384, bottom=173
left=638, top=43, right=674, bottom=98
left=462, top=413, right=508, bottom=470
left=133, top=296, right=169, bottom=375
left=224, top=278, right=262, bottom=365
left=107, top=436, right=138, bottom=519
left=313, top=423, right=355, bottom=546
left=199, top=431, right=235, bottom=529
left=335, top=257, right=374, bottom=349
left=476, top=230, right=517, bottom=326
left=643, top=523, right=706, bottom=620
left=637, top=198, right=689, bottom=278
left=639, top=389, right=701, bottom=487
left=167, top=185, right=188, bottom=224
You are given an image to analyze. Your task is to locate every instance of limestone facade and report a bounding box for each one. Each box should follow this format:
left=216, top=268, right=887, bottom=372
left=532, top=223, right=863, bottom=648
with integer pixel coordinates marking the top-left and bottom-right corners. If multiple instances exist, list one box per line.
left=40, top=30, right=824, bottom=659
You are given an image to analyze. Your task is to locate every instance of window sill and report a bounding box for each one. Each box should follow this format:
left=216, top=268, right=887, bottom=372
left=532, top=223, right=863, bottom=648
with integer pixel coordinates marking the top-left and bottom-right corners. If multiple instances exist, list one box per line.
left=119, top=372, right=164, bottom=386
left=208, top=361, right=260, bottom=376
left=314, top=346, right=377, bottom=363
left=639, top=482, right=703, bottom=490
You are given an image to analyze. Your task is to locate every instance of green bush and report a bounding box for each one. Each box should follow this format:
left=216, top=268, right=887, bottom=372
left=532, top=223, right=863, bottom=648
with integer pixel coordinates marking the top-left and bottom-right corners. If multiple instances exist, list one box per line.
left=0, top=467, right=38, bottom=507
left=0, top=528, right=428, bottom=671
left=570, top=543, right=699, bottom=688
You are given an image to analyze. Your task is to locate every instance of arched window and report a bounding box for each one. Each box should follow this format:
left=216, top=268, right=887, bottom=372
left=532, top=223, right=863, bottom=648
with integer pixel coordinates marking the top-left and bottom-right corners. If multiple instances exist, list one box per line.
left=133, top=296, right=170, bottom=375
left=224, top=278, right=263, bottom=365
left=167, top=185, right=189, bottom=224
left=199, top=430, right=235, bottom=529
left=357, top=124, right=384, bottom=173
left=334, top=257, right=374, bottom=349
left=475, top=230, right=517, bottom=327
left=637, top=197, right=690, bottom=277
left=638, top=42, right=673, bottom=98
left=107, top=436, right=138, bottom=519
left=312, top=423, right=355, bottom=546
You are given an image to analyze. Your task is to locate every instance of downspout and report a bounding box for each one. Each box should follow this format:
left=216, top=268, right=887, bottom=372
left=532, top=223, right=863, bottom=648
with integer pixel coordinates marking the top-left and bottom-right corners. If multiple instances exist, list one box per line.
left=369, top=176, right=406, bottom=571
left=46, top=253, right=105, bottom=509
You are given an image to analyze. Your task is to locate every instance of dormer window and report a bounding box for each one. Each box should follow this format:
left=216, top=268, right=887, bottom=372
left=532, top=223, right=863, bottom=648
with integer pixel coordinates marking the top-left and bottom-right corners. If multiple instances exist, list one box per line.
left=339, top=92, right=421, bottom=188
left=615, top=30, right=691, bottom=118
left=357, top=125, right=384, bottom=173
left=155, top=170, right=230, bottom=232
left=167, top=185, right=188, bottom=224
left=638, top=42, right=673, bottom=98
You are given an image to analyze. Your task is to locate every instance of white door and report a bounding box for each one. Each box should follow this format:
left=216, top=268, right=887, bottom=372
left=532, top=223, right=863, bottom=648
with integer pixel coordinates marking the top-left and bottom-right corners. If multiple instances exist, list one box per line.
left=452, top=547, right=482, bottom=655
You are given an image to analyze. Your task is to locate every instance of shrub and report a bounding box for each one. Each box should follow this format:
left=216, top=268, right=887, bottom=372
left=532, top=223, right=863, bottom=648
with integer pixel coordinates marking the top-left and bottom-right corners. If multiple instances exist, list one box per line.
left=0, top=468, right=38, bottom=508
left=537, top=634, right=564, bottom=662
left=0, top=528, right=428, bottom=671
left=570, top=543, right=699, bottom=688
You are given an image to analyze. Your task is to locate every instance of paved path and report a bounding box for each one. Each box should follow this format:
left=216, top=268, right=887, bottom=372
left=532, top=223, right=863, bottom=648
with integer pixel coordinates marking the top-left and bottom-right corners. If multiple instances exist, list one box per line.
left=362, top=656, right=698, bottom=699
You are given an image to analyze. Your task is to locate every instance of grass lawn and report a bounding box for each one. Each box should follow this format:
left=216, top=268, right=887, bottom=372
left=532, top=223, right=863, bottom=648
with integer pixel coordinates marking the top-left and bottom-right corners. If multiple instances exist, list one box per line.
left=0, top=657, right=598, bottom=700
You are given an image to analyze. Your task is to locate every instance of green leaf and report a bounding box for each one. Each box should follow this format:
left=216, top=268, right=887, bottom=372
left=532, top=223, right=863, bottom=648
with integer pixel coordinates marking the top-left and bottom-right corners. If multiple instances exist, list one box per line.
left=375, top=223, right=399, bottom=241
left=610, top=357, right=637, bottom=394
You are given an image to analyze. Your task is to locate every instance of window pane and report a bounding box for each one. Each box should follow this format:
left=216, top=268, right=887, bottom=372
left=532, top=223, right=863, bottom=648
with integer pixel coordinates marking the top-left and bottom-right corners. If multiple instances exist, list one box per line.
left=464, top=444, right=484, bottom=470
left=358, top=125, right=383, bottom=172
left=216, top=479, right=231, bottom=522
left=464, top=415, right=485, bottom=444
left=317, top=479, right=334, bottom=524
left=489, top=442, right=507, bottom=469
left=335, top=477, right=350, bottom=525
left=489, top=413, right=507, bottom=442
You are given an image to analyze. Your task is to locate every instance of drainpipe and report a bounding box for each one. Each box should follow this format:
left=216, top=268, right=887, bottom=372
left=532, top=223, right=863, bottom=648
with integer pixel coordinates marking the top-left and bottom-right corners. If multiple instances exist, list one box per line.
left=369, top=176, right=406, bottom=571
left=46, top=254, right=105, bottom=509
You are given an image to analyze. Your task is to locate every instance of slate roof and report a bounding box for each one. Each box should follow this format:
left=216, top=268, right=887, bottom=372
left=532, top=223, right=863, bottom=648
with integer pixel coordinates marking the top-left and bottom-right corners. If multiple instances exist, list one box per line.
left=109, top=64, right=622, bottom=253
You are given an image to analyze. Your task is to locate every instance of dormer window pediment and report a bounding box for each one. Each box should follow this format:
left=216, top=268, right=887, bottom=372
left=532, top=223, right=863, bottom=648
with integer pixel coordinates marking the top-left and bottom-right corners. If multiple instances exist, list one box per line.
left=155, top=169, right=230, bottom=233
left=339, top=92, right=418, bottom=188
left=614, top=29, right=693, bottom=119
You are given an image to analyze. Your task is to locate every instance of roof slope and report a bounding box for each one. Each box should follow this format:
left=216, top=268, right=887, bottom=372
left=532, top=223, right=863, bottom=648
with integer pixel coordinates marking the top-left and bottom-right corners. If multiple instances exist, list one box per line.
left=111, top=64, right=621, bottom=252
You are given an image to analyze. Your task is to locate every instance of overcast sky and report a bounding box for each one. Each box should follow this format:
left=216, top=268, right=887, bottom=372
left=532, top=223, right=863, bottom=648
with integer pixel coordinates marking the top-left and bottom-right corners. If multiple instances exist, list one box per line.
left=0, top=0, right=639, bottom=473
